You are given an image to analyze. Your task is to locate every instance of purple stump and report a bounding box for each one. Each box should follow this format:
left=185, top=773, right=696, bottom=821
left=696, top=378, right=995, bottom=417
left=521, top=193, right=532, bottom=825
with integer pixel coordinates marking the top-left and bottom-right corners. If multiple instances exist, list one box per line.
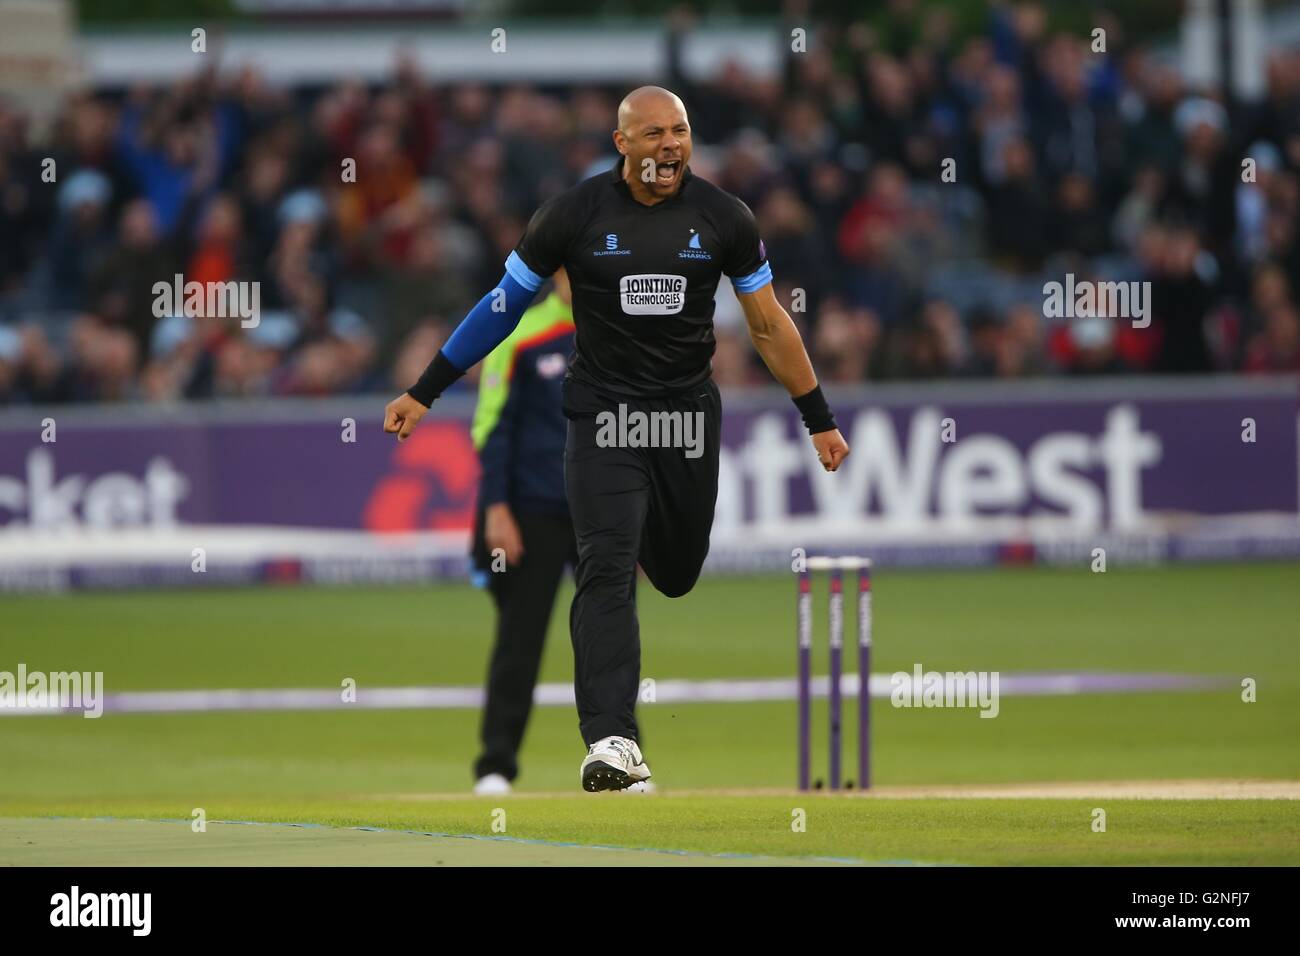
left=797, top=567, right=812, bottom=791
left=858, top=564, right=873, bottom=790
left=828, top=566, right=844, bottom=790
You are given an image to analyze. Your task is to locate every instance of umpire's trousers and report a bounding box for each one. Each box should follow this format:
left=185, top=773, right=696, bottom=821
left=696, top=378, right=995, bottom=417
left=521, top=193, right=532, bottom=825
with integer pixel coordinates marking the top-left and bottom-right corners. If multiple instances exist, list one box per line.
left=473, top=508, right=577, bottom=781
left=562, top=375, right=722, bottom=745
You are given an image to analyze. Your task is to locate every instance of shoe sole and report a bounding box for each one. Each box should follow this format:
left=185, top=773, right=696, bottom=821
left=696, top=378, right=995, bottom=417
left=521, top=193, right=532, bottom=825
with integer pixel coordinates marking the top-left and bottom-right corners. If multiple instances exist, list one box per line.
left=582, top=760, right=634, bottom=793
left=585, top=764, right=655, bottom=790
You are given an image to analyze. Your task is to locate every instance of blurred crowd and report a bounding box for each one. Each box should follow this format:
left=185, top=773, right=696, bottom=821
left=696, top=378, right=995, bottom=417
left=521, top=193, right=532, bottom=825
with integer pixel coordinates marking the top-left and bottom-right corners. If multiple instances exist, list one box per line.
left=2, top=2, right=1300, bottom=404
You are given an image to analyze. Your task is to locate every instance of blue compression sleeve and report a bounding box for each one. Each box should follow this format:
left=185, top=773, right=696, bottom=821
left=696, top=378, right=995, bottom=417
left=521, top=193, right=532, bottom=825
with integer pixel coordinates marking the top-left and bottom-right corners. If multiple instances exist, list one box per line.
left=442, top=271, right=540, bottom=371
left=406, top=257, right=546, bottom=406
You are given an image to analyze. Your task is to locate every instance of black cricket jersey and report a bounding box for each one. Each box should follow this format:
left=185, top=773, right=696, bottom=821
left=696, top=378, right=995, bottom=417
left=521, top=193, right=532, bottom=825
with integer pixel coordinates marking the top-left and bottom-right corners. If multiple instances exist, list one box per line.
left=505, top=158, right=773, bottom=398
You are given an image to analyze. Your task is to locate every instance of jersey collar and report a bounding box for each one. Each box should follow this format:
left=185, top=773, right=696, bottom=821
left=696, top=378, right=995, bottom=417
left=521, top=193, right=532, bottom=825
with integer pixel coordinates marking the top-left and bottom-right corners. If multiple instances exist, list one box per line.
left=609, top=156, right=693, bottom=204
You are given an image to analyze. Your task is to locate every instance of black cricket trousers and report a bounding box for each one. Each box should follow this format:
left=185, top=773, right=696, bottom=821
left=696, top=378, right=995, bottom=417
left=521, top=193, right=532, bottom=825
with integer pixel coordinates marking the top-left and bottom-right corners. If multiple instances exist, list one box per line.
left=473, top=508, right=577, bottom=781
left=562, top=375, right=722, bottom=745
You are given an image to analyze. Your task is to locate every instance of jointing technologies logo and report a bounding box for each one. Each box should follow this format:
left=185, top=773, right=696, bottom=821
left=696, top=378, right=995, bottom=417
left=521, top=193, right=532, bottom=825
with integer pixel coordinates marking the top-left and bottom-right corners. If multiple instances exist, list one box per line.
left=619, top=274, right=685, bottom=314
left=0, top=663, right=104, bottom=718
left=890, top=664, right=1000, bottom=718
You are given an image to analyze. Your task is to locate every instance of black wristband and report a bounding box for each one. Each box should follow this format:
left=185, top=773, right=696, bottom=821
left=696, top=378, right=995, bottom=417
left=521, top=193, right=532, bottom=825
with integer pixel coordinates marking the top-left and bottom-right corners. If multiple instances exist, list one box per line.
left=792, top=384, right=837, bottom=435
left=406, top=351, right=465, bottom=408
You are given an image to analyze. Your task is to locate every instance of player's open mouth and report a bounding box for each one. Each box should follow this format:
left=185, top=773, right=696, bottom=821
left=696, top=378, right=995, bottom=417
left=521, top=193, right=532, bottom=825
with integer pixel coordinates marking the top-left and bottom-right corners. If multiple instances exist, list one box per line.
left=655, top=160, right=680, bottom=185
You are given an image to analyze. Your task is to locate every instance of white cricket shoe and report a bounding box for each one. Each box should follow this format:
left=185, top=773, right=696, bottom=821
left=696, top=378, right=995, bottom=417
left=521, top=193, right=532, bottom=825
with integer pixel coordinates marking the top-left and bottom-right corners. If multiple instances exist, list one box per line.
left=580, top=736, right=651, bottom=792
left=473, top=773, right=512, bottom=796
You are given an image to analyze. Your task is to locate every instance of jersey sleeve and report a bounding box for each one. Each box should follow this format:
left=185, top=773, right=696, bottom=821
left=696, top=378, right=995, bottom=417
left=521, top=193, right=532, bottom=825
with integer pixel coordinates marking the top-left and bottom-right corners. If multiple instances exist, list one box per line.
left=470, top=336, right=516, bottom=452
left=508, top=193, right=577, bottom=291
left=721, top=197, right=773, bottom=294
left=473, top=345, right=521, bottom=507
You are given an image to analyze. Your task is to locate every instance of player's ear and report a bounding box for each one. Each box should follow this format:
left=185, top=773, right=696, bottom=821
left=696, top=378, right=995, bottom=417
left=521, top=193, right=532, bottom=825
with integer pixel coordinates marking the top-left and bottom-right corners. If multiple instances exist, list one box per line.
left=612, top=130, right=627, bottom=154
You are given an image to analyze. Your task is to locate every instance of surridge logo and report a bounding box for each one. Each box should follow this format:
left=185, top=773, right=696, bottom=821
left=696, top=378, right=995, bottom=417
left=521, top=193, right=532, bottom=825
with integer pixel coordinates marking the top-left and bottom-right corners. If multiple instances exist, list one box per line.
left=595, top=233, right=631, bottom=257
left=620, top=274, right=686, bottom=314
left=50, top=886, right=151, bottom=936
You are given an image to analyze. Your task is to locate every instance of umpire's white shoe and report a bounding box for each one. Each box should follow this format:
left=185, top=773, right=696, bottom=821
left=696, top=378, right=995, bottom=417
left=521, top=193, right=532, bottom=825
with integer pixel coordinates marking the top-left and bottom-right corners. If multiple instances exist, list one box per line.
left=581, top=736, right=651, bottom=792
left=473, top=773, right=512, bottom=796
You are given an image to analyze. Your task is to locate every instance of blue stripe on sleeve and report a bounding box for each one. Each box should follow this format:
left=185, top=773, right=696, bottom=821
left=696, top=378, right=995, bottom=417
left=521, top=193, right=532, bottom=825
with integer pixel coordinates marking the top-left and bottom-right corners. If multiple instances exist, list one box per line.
left=441, top=272, right=539, bottom=371
left=731, top=261, right=773, bottom=294
left=504, top=251, right=546, bottom=292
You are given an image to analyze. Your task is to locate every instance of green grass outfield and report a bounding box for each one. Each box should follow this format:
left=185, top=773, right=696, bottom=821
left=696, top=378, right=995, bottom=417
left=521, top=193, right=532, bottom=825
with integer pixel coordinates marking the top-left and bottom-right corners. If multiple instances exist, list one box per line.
left=1, top=562, right=1298, bottom=865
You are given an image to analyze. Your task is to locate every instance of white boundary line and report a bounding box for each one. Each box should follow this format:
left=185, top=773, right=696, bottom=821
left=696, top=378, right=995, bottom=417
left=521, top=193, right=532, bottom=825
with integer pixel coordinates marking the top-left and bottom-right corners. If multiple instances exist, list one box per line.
left=0, top=672, right=1231, bottom=717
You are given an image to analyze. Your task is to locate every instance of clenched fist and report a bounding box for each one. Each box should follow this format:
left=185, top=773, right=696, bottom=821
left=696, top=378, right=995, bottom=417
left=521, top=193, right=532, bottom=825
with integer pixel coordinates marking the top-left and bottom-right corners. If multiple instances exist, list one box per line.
left=383, top=393, right=429, bottom=442
left=812, top=429, right=850, bottom=472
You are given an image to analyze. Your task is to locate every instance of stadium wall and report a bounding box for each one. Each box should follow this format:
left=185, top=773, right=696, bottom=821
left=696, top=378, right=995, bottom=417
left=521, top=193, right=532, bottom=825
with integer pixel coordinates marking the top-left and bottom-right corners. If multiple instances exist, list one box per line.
left=0, top=376, right=1296, bottom=591
left=76, top=19, right=782, bottom=85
